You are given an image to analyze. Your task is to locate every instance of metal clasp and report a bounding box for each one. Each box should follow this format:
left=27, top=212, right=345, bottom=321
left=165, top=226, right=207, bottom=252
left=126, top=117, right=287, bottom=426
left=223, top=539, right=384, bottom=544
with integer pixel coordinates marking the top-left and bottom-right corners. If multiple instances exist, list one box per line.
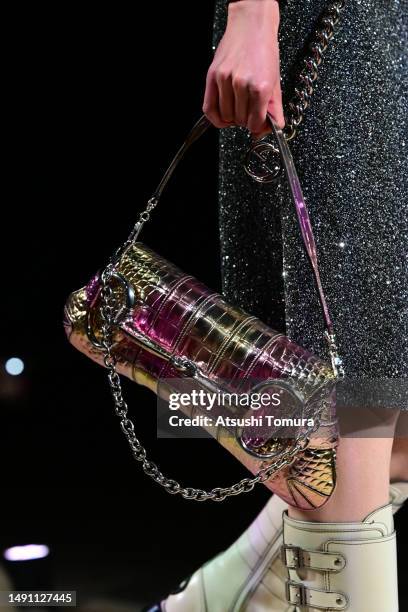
left=285, top=580, right=308, bottom=607
left=86, top=271, right=137, bottom=349
left=324, top=330, right=345, bottom=379
left=170, top=355, right=197, bottom=376
left=281, top=544, right=302, bottom=569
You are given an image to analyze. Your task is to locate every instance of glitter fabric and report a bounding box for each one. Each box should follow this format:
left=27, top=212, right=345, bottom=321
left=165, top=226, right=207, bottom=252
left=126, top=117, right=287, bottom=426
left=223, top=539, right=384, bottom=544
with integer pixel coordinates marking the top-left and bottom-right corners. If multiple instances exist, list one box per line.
left=212, top=1, right=407, bottom=409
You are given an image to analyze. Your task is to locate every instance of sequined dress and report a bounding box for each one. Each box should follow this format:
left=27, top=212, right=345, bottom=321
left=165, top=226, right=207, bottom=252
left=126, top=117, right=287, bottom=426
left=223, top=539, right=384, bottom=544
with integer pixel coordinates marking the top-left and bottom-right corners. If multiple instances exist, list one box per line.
left=212, top=1, right=407, bottom=409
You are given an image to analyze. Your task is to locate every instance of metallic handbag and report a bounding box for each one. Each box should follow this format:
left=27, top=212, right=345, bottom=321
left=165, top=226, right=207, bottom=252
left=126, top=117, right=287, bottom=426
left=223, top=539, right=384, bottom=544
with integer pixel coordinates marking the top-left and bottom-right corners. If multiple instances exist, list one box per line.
left=64, top=113, right=345, bottom=510
left=64, top=1, right=346, bottom=510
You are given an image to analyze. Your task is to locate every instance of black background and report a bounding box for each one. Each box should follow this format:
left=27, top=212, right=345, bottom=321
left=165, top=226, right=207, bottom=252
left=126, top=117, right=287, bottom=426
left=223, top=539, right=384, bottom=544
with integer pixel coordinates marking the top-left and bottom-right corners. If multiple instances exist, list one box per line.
left=2, top=3, right=407, bottom=610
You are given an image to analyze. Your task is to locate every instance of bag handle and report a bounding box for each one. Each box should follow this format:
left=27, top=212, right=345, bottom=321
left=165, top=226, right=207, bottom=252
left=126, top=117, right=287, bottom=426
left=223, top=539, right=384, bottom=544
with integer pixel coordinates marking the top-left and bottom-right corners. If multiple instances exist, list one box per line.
left=127, top=113, right=344, bottom=378
left=93, top=1, right=346, bottom=503
left=96, top=114, right=342, bottom=503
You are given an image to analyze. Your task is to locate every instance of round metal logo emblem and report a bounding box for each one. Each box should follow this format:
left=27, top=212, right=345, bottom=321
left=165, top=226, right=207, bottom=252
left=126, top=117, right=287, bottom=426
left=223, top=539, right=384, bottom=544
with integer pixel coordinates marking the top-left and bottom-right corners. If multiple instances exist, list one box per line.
left=244, top=140, right=282, bottom=183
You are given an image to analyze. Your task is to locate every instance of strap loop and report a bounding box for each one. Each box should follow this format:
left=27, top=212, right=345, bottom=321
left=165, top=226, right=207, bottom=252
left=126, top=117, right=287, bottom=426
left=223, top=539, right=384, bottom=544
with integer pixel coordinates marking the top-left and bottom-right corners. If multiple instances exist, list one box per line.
left=285, top=580, right=348, bottom=610
left=281, top=544, right=346, bottom=572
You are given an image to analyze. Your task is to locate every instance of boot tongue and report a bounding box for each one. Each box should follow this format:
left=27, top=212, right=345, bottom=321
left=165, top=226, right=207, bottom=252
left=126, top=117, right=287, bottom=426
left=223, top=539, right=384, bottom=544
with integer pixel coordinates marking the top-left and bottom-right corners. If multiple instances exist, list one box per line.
left=362, top=502, right=394, bottom=535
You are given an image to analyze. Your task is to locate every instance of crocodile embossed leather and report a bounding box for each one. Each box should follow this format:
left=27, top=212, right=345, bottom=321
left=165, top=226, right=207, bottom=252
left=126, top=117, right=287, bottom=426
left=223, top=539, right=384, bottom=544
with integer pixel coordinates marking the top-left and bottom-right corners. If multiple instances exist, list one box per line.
left=64, top=114, right=343, bottom=509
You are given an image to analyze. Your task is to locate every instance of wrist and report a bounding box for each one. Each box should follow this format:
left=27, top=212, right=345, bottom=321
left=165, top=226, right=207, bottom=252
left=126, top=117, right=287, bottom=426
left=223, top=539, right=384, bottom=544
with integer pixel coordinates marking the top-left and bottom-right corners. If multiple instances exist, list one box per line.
left=227, top=0, right=280, bottom=31
left=227, top=0, right=279, bottom=8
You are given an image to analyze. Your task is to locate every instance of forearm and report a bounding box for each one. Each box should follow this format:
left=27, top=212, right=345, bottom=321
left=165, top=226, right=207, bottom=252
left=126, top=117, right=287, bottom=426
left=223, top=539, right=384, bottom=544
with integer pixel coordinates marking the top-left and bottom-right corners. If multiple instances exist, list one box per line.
left=226, top=0, right=280, bottom=36
left=204, top=0, right=285, bottom=133
left=227, top=0, right=280, bottom=11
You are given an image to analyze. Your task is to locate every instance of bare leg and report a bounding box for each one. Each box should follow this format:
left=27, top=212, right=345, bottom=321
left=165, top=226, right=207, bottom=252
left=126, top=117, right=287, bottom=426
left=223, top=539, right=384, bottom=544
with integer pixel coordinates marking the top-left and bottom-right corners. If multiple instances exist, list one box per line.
left=390, top=436, right=408, bottom=482
left=289, top=409, right=400, bottom=522
left=283, top=412, right=401, bottom=611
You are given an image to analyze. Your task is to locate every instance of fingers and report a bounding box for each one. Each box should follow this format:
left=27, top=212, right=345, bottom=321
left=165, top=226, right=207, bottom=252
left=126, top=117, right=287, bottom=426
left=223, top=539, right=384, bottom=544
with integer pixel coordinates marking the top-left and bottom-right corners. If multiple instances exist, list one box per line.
left=247, top=81, right=272, bottom=135
left=203, top=67, right=252, bottom=129
left=216, top=70, right=235, bottom=123
left=202, top=69, right=233, bottom=129
left=249, top=79, right=285, bottom=139
left=203, top=68, right=285, bottom=135
left=232, top=76, right=250, bottom=127
left=267, top=78, right=285, bottom=130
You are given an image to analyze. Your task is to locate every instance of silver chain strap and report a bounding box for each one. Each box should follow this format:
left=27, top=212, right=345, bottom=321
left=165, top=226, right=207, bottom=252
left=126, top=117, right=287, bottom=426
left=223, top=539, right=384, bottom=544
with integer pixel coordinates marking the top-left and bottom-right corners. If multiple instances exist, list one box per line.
left=100, top=267, right=328, bottom=501
left=283, top=0, right=345, bottom=141
left=97, top=1, right=345, bottom=501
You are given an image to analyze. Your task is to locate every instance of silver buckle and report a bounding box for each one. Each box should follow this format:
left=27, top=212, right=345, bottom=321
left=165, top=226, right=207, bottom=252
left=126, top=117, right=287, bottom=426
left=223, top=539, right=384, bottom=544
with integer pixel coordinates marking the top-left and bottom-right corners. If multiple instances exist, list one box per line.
left=285, top=580, right=307, bottom=606
left=281, top=544, right=302, bottom=569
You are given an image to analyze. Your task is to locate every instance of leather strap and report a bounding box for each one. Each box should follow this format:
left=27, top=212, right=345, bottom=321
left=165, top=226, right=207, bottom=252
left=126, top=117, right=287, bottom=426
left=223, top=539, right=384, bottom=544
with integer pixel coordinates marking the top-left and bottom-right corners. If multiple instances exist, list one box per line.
left=286, top=580, right=348, bottom=610
left=281, top=544, right=346, bottom=572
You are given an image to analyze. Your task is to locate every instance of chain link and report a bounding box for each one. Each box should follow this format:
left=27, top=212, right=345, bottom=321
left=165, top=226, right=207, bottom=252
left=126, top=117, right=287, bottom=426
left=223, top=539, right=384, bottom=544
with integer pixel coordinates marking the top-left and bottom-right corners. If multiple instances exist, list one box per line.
left=283, top=0, right=346, bottom=141
left=99, top=261, right=331, bottom=501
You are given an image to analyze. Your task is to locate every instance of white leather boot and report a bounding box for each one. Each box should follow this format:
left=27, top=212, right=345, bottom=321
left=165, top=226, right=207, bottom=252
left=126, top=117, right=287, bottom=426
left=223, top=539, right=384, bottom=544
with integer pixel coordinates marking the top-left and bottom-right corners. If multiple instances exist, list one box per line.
left=161, top=494, right=289, bottom=612
left=281, top=502, right=398, bottom=611
left=389, top=480, right=408, bottom=513
left=152, top=483, right=407, bottom=612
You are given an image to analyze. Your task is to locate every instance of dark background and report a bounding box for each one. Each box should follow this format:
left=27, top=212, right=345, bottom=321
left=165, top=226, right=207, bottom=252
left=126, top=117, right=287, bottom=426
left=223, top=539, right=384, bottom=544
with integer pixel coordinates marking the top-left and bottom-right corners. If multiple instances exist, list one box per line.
left=2, top=3, right=407, bottom=610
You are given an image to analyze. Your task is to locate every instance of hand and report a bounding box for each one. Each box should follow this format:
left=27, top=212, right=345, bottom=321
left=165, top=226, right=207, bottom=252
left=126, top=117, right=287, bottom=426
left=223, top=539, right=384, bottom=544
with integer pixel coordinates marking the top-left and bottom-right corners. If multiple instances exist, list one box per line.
left=203, top=0, right=285, bottom=138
